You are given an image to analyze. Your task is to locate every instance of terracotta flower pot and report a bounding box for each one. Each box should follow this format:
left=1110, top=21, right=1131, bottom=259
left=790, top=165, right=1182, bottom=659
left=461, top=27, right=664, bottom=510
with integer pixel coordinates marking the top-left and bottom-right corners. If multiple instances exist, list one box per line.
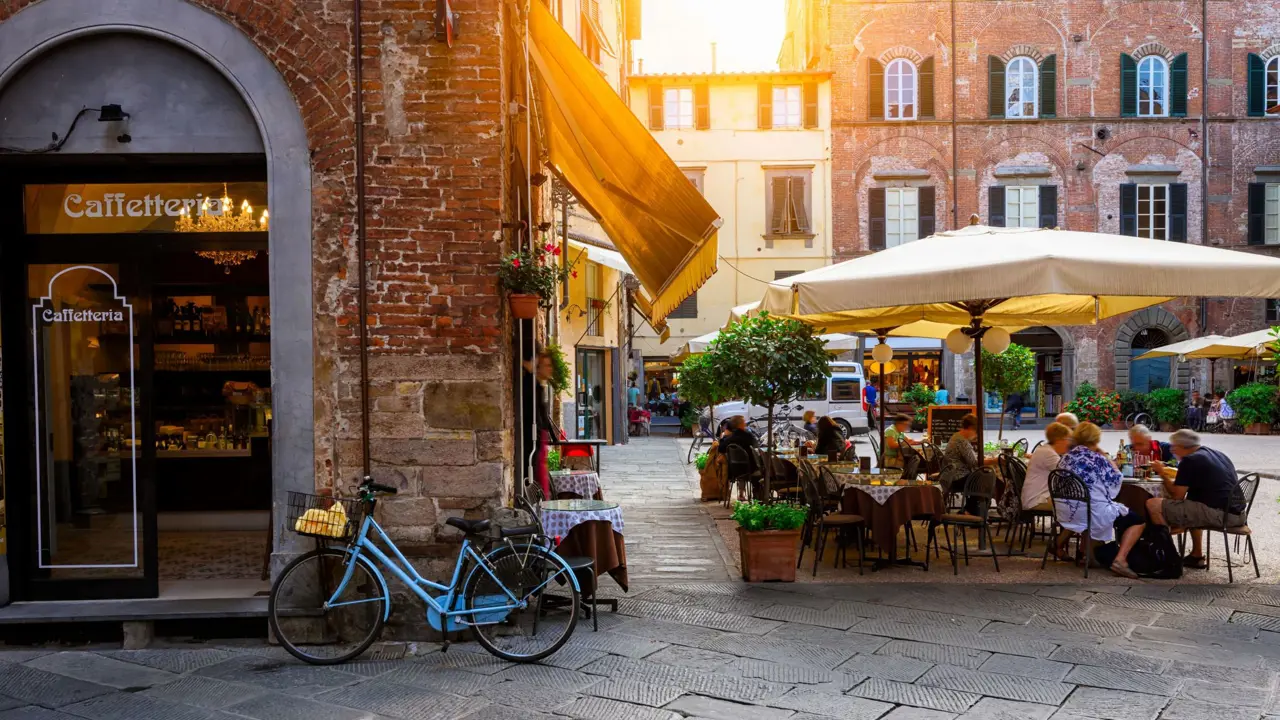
left=508, top=293, right=541, bottom=319
left=1246, top=422, right=1272, bottom=435
left=737, top=527, right=801, bottom=582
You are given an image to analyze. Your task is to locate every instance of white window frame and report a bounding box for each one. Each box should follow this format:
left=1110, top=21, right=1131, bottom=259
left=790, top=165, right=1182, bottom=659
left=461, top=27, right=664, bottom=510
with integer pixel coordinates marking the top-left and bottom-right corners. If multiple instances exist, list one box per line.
left=885, top=59, right=917, bottom=120
left=885, top=187, right=919, bottom=247
left=1137, top=56, right=1169, bottom=118
left=1136, top=184, right=1169, bottom=240
left=1265, top=183, right=1280, bottom=244
left=1268, top=57, right=1280, bottom=116
left=1005, top=56, right=1039, bottom=119
left=772, top=85, right=803, bottom=128
left=663, top=87, right=694, bottom=129
left=1005, top=186, right=1040, bottom=227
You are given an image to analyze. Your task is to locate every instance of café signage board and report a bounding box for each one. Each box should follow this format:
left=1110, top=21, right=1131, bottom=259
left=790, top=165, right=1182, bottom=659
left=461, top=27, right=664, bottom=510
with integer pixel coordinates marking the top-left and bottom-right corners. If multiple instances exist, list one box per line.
left=24, top=182, right=268, bottom=235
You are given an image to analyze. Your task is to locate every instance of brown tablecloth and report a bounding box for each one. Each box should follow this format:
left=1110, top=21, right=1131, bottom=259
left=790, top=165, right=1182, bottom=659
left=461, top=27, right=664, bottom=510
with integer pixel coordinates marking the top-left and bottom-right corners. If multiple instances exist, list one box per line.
left=1118, top=483, right=1166, bottom=520
left=556, top=519, right=629, bottom=593
left=842, top=484, right=945, bottom=560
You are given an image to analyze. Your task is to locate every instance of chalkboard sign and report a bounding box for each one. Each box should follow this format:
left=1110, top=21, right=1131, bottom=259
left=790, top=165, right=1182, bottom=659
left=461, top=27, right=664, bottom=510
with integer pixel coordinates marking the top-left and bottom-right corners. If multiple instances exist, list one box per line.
left=927, top=405, right=976, bottom=444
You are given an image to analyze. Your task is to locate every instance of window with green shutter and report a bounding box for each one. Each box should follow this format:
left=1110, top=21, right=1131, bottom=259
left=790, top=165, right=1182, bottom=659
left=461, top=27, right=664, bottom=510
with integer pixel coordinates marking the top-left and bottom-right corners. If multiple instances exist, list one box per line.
left=869, top=59, right=885, bottom=120
left=1170, top=53, right=1188, bottom=117
left=989, top=56, right=1006, bottom=118
left=919, top=57, right=935, bottom=119
left=1120, top=54, right=1138, bottom=118
left=1039, top=55, right=1056, bottom=118
left=1248, top=53, right=1268, bottom=117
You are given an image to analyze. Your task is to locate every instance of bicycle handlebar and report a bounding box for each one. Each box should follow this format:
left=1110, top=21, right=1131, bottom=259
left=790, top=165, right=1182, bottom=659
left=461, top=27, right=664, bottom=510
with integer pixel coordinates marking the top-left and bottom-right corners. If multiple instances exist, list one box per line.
left=362, top=480, right=398, bottom=495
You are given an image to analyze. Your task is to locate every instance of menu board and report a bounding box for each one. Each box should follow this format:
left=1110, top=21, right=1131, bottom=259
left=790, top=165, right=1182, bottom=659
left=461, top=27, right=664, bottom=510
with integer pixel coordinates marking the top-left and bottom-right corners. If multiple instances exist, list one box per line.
left=927, top=405, right=976, bottom=444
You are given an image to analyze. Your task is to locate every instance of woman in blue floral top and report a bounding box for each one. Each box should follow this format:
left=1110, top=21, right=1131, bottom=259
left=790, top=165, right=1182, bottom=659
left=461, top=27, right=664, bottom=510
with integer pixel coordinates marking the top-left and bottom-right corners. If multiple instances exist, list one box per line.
left=1056, top=422, right=1145, bottom=578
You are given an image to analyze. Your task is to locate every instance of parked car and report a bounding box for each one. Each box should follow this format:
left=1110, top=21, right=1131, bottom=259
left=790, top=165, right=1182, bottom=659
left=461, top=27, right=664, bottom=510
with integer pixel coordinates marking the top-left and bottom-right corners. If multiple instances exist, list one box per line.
left=712, top=362, right=868, bottom=438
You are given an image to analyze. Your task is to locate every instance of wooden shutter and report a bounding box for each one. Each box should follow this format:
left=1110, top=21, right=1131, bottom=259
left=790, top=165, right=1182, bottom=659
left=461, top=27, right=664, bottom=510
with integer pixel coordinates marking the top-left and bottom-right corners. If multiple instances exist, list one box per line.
left=988, top=56, right=1006, bottom=118
left=694, top=84, right=711, bottom=130
left=918, top=186, right=937, bottom=238
left=1039, top=185, right=1058, bottom=228
left=869, top=187, right=887, bottom=250
left=1170, top=53, right=1189, bottom=117
left=1248, top=53, right=1266, bottom=117
left=1120, top=54, right=1137, bottom=118
left=790, top=176, right=810, bottom=232
left=988, top=187, right=1006, bottom=227
left=758, top=83, right=773, bottom=129
left=770, top=177, right=789, bottom=234
left=1249, top=182, right=1267, bottom=245
left=1119, top=183, right=1138, bottom=236
left=919, top=57, right=935, bottom=118
left=803, top=82, right=819, bottom=128
left=648, top=84, right=664, bottom=130
left=1169, top=183, right=1188, bottom=242
left=869, top=59, right=885, bottom=120
left=1039, top=55, right=1057, bottom=118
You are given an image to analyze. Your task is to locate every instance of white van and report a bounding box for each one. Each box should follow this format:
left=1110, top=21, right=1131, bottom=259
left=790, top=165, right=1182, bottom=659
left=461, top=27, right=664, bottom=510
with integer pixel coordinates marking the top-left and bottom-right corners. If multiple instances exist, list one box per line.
left=712, top=361, right=868, bottom=437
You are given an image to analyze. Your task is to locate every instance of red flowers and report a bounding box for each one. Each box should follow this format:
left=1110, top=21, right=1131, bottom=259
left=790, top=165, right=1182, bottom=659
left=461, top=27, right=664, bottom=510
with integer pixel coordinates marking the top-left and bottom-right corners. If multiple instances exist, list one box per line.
left=571, top=270, right=578, bottom=278
left=511, top=258, right=521, bottom=268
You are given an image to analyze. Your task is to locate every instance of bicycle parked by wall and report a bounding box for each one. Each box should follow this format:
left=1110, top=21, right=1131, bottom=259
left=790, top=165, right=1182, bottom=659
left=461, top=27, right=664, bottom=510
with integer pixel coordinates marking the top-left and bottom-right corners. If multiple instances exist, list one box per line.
left=748, top=404, right=815, bottom=448
left=268, top=478, right=580, bottom=665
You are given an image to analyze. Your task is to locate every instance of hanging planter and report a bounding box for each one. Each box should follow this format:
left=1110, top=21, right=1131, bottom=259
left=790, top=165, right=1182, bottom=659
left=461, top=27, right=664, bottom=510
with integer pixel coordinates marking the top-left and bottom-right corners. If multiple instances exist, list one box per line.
left=497, top=238, right=576, bottom=320
left=508, top=293, right=541, bottom=319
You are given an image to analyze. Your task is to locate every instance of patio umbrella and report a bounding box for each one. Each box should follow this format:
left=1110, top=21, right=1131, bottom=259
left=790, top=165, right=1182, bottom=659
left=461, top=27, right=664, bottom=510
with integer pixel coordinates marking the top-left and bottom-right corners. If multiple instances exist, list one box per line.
left=757, top=223, right=1280, bottom=449
left=1133, top=334, right=1233, bottom=393
left=670, top=330, right=860, bottom=363
left=1180, top=328, right=1278, bottom=360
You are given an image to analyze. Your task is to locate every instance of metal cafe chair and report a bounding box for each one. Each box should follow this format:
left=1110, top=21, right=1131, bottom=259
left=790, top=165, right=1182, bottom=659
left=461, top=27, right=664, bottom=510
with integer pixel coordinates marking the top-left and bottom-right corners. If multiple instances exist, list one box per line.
left=799, top=469, right=865, bottom=576
left=1041, top=469, right=1093, bottom=578
left=928, top=468, right=1001, bottom=575
left=1177, top=472, right=1262, bottom=583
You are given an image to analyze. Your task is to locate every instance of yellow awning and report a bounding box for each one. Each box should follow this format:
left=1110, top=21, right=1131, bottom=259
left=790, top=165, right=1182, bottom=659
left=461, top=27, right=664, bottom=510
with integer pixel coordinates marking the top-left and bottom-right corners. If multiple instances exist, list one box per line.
left=633, top=291, right=671, bottom=344
left=525, top=0, right=721, bottom=326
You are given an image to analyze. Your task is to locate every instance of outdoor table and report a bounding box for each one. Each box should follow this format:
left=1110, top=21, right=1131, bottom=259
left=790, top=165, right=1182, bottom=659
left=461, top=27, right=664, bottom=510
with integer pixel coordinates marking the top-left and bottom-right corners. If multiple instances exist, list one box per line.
left=550, top=470, right=603, bottom=500
left=543, top=499, right=628, bottom=592
left=834, top=470, right=944, bottom=571
left=1117, top=478, right=1169, bottom=520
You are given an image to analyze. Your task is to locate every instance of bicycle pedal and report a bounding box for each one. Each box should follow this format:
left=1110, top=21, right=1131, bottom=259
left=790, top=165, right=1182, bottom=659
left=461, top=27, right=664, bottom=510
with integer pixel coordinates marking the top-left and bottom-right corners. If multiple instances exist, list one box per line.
left=441, top=639, right=450, bottom=653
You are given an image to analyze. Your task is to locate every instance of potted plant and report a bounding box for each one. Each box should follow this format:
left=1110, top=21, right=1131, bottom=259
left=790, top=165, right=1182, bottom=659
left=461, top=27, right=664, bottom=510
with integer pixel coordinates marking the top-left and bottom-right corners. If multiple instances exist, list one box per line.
left=1117, top=390, right=1149, bottom=429
left=1228, top=382, right=1278, bottom=435
left=1145, top=387, right=1186, bottom=431
left=980, top=343, right=1035, bottom=440
left=902, top=383, right=936, bottom=432
left=678, top=351, right=731, bottom=443
left=732, top=500, right=808, bottom=582
left=1064, top=382, right=1121, bottom=427
left=497, top=241, right=574, bottom=319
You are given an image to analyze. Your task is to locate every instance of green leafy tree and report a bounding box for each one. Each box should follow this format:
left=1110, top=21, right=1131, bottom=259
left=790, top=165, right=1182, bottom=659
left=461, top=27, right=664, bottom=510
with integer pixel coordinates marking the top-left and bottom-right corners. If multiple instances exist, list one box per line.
left=981, top=343, right=1035, bottom=440
left=677, top=351, right=732, bottom=436
left=1145, top=388, right=1187, bottom=427
left=1227, top=382, right=1279, bottom=427
left=902, top=383, right=937, bottom=427
left=708, top=312, right=831, bottom=497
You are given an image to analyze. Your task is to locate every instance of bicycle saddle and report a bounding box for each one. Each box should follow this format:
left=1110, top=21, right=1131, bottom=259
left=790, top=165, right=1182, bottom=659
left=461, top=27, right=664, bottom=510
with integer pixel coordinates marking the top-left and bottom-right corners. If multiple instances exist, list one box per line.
left=446, top=517, right=491, bottom=535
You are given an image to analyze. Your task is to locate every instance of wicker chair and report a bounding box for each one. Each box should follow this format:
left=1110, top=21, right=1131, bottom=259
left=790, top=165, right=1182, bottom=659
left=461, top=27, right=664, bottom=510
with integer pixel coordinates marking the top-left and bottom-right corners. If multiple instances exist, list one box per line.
left=1176, top=472, right=1261, bottom=583
left=1041, top=468, right=1093, bottom=577
left=927, top=468, right=1001, bottom=575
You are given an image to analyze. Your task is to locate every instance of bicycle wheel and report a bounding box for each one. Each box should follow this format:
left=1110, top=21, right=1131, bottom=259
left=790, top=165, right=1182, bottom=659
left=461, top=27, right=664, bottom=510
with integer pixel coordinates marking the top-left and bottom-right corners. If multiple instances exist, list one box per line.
left=687, top=434, right=704, bottom=464
left=465, top=545, right=579, bottom=663
left=268, top=547, right=388, bottom=665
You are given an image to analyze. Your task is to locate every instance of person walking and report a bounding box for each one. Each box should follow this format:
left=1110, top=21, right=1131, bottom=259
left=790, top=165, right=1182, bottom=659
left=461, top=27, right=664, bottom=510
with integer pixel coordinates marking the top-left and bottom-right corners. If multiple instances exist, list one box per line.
left=934, top=383, right=949, bottom=405
left=627, top=381, right=641, bottom=408
left=1005, top=391, right=1024, bottom=430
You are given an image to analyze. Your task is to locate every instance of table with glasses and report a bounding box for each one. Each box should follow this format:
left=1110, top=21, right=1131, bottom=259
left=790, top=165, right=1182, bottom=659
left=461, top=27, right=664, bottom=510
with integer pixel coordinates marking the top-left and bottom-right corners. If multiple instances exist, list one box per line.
left=830, top=468, right=944, bottom=570
left=549, top=470, right=603, bottom=500
left=542, top=498, right=629, bottom=591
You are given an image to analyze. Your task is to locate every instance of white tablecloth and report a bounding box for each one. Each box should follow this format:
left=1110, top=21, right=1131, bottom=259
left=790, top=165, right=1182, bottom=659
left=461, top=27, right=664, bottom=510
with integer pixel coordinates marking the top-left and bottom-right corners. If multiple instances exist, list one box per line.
left=844, top=481, right=939, bottom=506
left=1123, top=480, right=1168, bottom=498
left=541, top=504, right=625, bottom=540
left=550, top=471, right=601, bottom=499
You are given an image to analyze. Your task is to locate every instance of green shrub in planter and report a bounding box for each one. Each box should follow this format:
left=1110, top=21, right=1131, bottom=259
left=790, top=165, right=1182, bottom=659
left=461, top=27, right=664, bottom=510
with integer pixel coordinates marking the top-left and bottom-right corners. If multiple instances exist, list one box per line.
left=1118, top=390, right=1149, bottom=420
left=695, top=452, right=709, bottom=471
left=1227, top=383, right=1279, bottom=427
left=730, top=501, right=808, bottom=532
left=903, top=382, right=937, bottom=427
left=547, top=449, right=561, bottom=473
left=1064, top=382, right=1121, bottom=426
left=1145, top=388, right=1186, bottom=427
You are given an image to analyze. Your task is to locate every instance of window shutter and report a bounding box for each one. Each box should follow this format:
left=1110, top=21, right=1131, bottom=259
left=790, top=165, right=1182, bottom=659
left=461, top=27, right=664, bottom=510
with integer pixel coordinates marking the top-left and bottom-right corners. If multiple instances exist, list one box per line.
left=988, top=56, right=1006, bottom=118
left=790, top=175, right=810, bottom=232
left=919, top=57, right=935, bottom=118
left=1170, top=53, right=1188, bottom=117
left=988, top=187, right=1006, bottom=227
left=1249, top=182, right=1267, bottom=245
left=869, top=59, right=885, bottom=120
left=770, top=177, right=789, bottom=234
left=694, top=84, right=711, bottom=130
left=757, top=82, right=773, bottom=129
left=803, top=82, right=819, bottom=128
left=918, top=186, right=937, bottom=238
left=1039, top=55, right=1057, bottom=118
left=1121, top=54, right=1137, bottom=118
left=648, top=84, right=664, bottom=130
left=869, top=187, right=887, bottom=250
left=1119, top=183, right=1138, bottom=236
left=1169, top=183, right=1188, bottom=242
left=1039, top=185, right=1058, bottom=228
left=1248, top=53, right=1266, bottom=117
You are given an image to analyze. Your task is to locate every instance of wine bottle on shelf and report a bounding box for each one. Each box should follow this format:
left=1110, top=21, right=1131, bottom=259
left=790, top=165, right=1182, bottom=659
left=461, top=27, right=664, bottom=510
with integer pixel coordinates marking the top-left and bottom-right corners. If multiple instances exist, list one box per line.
left=192, top=305, right=203, bottom=335
left=234, top=304, right=244, bottom=334
left=262, top=306, right=270, bottom=335
left=218, top=425, right=227, bottom=450
left=252, top=307, right=262, bottom=335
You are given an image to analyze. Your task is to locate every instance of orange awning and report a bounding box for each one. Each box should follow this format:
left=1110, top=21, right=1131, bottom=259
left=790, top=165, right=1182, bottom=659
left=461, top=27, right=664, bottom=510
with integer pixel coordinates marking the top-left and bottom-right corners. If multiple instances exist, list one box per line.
left=632, top=290, right=672, bottom=344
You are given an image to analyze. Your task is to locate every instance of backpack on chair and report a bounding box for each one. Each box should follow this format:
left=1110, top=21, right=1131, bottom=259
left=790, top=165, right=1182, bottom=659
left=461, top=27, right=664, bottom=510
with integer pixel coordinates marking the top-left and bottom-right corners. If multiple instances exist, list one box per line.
left=1093, top=524, right=1183, bottom=579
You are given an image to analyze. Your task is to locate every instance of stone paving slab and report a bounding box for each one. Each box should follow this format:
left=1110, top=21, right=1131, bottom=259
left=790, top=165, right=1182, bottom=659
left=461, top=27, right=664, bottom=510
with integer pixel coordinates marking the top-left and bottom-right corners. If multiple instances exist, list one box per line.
left=768, top=687, right=894, bottom=720
left=854, top=620, right=1059, bottom=658
left=918, top=666, right=1075, bottom=705
left=977, top=655, right=1073, bottom=682
left=1051, top=687, right=1171, bottom=720
left=664, top=694, right=796, bottom=720
left=60, top=694, right=213, bottom=720
left=0, top=708, right=81, bottom=720
left=959, top=697, right=1057, bottom=720
left=25, top=653, right=176, bottom=691
left=851, top=677, right=982, bottom=713
left=0, top=663, right=113, bottom=708
left=1064, top=665, right=1183, bottom=696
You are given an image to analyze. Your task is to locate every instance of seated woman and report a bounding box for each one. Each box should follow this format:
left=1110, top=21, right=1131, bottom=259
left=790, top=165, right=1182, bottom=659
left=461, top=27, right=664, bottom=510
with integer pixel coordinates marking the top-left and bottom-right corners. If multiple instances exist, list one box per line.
left=943, top=413, right=997, bottom=474
left=1055, top=422, right=1145, bottom=578
left=802, top=410, right=819, bottom=436
left=883, top=413, right=921, bottom=468
left=1023, top=422, right=1071, bottom=512
left=813, top=416, right=848, bottom=459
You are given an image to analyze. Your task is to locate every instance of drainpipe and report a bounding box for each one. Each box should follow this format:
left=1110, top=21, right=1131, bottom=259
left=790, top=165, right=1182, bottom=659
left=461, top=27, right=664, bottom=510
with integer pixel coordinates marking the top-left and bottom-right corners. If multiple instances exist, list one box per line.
left=1201, top=0, right=1209, bottom=250
left=353, top=0, right=373, bottom=478
left=949, top=0, right=959, bottom=228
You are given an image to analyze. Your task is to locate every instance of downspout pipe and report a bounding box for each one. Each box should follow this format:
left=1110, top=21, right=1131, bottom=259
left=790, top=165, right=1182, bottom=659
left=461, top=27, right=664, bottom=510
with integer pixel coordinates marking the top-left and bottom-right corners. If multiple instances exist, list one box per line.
left=354, top=0, right=373, bottom=477
left=950, top=0, right=958, bottom=228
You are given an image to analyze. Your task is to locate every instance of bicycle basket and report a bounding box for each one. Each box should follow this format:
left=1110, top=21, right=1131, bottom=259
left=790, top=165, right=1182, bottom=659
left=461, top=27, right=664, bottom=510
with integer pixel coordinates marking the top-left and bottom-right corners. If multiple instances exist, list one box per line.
left=286, top=491, right=365, bottom=540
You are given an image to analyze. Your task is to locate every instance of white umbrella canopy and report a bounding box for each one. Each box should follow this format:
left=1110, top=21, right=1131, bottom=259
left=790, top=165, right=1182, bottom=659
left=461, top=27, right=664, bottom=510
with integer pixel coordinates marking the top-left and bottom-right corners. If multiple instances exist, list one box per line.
left=1181, top=328, right=1278, bottom=360
left=758, top=225, right=1280, bottom=331
left=1133, top=335, right=1231, bottom=361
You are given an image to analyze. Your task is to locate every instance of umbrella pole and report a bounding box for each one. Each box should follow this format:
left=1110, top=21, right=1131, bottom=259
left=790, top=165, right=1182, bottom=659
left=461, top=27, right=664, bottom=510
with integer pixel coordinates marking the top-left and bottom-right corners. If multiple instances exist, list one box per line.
left=879, top=364, right=886, bottom=467
left=974, top=335, right=985, bottom=452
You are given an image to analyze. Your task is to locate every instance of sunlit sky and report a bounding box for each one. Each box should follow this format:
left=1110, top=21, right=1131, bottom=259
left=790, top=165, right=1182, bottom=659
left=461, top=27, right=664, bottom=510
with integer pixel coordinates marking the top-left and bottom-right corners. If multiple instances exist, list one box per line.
left=633, top=0, right=787, bottom=74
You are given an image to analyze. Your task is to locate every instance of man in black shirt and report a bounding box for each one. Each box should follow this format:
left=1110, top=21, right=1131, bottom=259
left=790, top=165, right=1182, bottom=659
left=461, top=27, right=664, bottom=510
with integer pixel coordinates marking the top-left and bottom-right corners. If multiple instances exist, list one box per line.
left=717, top=415, right=761, bottom=500
left=1147, top=429, right=1244, bottom=568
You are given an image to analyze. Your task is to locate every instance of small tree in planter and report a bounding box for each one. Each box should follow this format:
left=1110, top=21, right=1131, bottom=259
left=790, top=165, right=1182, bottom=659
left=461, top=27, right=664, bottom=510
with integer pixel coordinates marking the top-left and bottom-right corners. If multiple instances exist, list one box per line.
left=1118, top=390, right=1149, bottom=428
left=902, top=383, right=937, bottom=431
left=678, top=351, right=731, bottom=440
left=1145, top=388, right=1186, bottom=431
left=497, top=241, right=575, bottom=319
left=731, top=501, right=808, bottom=582
left=1064, top=382, right=1122, bottom=426
left=981, top=343, right=1035, bottom=440
left=1228, top=382, right=1278, bottom=434
left=708, top=313, right=831, bottom=497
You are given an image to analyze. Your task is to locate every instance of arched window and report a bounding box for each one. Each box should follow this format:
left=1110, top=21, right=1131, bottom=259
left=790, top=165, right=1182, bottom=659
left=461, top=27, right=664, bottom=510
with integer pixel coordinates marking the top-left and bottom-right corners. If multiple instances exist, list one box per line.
left=885, top=59, right=917, bottom=120
left=1267, top=56, right=1280, bottom=116
left=1130, top=327, right=1173, bottom=392
left=1005, top=56, right=1038, bottom=118
left=1137, top=55, right=1168, bottom=117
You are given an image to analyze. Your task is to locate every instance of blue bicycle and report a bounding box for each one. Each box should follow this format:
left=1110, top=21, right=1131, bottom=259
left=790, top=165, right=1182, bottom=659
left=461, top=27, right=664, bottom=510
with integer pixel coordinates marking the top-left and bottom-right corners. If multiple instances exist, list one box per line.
left=268, top=479, right=580, bottom=665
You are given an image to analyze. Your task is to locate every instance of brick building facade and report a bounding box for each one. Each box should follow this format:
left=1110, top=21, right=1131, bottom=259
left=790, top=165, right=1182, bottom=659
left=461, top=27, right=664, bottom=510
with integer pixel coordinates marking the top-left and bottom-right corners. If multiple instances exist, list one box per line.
left=781, top=0, right=1280, bottom=407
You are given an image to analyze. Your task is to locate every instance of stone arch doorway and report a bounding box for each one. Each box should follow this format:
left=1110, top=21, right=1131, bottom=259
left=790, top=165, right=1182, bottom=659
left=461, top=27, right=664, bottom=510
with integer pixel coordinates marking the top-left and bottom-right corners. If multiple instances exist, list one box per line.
left=1011, top=326, right=1077, bottom=419
left=1115, top=308, right=1191, bottom=392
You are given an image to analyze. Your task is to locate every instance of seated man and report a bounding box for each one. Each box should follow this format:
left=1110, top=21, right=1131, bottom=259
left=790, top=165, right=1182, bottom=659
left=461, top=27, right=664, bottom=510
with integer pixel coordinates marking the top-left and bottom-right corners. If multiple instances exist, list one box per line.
left=1186, top=390, right=1204, bottom=431
left=1131, top=429, right=1244, bottom=569
left=1054, top=412, right=1079, bottom=430
left=1127, top=424, right=1172, bottom=466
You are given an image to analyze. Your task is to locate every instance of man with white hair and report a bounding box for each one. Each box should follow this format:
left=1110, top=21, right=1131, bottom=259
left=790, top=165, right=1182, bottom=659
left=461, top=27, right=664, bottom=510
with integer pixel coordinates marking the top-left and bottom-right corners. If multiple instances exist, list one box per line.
left=1054, top=412, right=1079, bottom=429
left=1147, top=429, right=1244, bottom=569
left=1127, top=424, right=1172, bottom=466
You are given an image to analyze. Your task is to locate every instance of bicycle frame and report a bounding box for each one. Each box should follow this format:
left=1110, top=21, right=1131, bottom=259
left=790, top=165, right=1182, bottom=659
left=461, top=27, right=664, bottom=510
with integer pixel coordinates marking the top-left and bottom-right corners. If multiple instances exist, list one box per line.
left=324, top=512, right=576, bottom=626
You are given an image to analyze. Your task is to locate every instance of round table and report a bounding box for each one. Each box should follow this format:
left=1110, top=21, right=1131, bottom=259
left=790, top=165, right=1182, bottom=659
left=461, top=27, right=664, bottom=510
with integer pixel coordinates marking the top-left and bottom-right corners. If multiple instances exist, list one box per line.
left=542, top=499, right=629, bottom=592
left=1117, top=479, right=1169, bottom=520
left=550, top=470, right=603, bottom=500
left=839, top=481, right=945, bottom=570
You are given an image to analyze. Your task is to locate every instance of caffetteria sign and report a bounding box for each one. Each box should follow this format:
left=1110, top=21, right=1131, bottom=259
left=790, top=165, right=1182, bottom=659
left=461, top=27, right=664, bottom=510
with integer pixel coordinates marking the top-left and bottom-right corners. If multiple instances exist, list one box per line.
left=24, top=182, right=267, bottom=234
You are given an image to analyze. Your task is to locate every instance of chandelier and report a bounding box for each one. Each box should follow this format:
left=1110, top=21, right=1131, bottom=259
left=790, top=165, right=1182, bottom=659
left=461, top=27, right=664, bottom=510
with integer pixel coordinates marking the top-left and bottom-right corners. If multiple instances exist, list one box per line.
left=181, top=184, right=269, bottom=274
